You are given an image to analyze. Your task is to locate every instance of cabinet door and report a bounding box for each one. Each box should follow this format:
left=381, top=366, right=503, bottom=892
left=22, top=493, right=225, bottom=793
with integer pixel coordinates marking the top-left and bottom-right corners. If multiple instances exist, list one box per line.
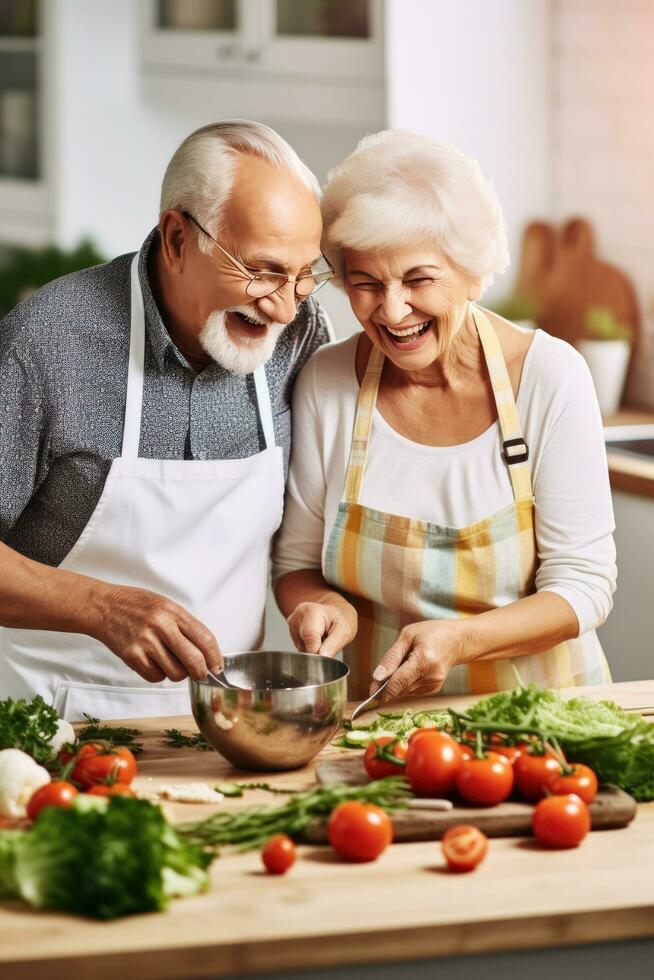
left=0, top=0, right=39, bottom=180
left=141, top=0, right=244, bottom=71
left=254, top=0, right=383, bottom=79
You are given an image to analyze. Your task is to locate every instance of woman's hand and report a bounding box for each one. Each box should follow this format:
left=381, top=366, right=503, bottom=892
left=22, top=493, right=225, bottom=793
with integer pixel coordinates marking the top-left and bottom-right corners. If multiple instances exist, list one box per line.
left=370, top=620, right=466, bottom=700
left=287, top=597, right=357, bottom=658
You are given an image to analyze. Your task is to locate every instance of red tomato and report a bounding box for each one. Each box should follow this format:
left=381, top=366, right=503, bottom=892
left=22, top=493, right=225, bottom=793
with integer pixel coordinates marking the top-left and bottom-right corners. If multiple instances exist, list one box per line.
left=408, top=727, right=438, bottom=745
left=86, top=783, right=136, bottom=798
left=459, top=744, right=475, bottom=762
left=514, top=750, right=562, bottom=801
left=546, top=764, right=598, bottom=804
left=26, top=781, right=78, bottom=820
left=72, top=745, right=137, bottom=788
left=441, top=824, right=489, bottom=872
left=492, top=744, right=523, bottom=765
left=532, top=794, right=591, bottom=848
left=405, top=731, right=463, bottom=797
left=363, top=736, right=408, bottom=780
left=328, top=801, right=393, bottom=862
left=455, top=752, right=514, bottom=806
left=261, top=834, right=296, bottom=874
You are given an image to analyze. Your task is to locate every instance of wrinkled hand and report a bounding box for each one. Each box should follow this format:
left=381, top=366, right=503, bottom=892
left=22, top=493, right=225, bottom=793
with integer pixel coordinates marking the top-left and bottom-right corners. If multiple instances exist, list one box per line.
left=287, top=598, right=357, bottom=658
left=92, top=584, right=223, bottom=683
left=370, top=620, right=465, bottom=701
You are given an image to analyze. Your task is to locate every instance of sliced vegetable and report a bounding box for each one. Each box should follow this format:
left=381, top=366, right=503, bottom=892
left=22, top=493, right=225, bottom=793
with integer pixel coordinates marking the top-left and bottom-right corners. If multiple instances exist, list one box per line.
left=532, top=793, right=590, bottom=849
left=441, top=825, right=488, bottom=872
left=26, top=780, right=78, bottom=820
left=328, top=801, right=392, bottom=862
left=261, top=834, right=296, bottom=874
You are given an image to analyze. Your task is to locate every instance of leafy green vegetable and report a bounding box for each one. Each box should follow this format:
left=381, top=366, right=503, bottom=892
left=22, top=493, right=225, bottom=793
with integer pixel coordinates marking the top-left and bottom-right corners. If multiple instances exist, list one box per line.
left=463, top=684, right=654, bottom=800
left=0, top=795, right=211, bottom=919
left=180, top=777, right=412, bottom=851
left=163, top=729, right=211, bottom=751
left=334, top=708, right=451, bottom=748
left=77, top=715, right=144, bottom=754
left=336, top=683, right=654, bottom=801
left=0, top=696, right=59, bottom=767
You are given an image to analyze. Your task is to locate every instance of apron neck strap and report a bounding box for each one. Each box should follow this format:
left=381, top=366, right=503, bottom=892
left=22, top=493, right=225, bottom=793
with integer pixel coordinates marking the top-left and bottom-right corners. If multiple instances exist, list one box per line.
left=122, top=253, right=146, bottom=458
left=343, top=342, right=384, bottom=505
left=471, top=305, right=533, bottom=503
left=342, top=307, right=534, bottom=506
left=252, top=364, right=276, bottom=451
left=122, top=251, right=278, bottom=459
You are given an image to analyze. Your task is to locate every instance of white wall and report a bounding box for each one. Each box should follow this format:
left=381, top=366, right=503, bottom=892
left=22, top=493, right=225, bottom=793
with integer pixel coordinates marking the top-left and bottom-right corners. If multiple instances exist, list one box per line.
left=549, top=0, right=654, bottom=405
left=384, top=0, right=551, bottom=304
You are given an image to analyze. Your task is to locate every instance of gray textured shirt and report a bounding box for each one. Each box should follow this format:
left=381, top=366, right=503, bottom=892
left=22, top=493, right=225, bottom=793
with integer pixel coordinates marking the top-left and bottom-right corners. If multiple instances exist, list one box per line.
left=0, top=228, right=332, bottom=567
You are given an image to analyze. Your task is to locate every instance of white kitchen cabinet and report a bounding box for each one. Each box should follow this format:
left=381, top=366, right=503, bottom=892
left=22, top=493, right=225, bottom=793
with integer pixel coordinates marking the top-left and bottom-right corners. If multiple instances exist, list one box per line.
left=139, top=0, right=385, bottom=127
left=598, top=489, right=654, bottom=682
left=0, top=0, right=51, bottom=245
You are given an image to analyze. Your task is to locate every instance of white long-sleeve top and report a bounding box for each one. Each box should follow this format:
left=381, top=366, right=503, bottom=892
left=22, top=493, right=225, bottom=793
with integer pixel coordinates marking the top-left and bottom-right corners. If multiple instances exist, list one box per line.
left=273, top=329, right=617, bottom=635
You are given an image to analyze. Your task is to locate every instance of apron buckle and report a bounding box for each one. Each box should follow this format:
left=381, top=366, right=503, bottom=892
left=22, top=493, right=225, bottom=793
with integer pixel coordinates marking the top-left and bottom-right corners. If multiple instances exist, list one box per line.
left=502, top=437, right=529, bottom=465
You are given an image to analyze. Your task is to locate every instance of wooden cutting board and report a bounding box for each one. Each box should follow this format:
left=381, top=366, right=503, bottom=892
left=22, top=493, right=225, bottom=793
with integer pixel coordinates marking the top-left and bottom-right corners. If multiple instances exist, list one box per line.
left=305, top=756, right=637, bottom=844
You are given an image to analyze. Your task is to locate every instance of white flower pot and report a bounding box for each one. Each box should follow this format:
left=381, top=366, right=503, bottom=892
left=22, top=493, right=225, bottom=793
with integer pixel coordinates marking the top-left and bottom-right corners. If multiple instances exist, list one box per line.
left=578, top=339, right=631, bottom=416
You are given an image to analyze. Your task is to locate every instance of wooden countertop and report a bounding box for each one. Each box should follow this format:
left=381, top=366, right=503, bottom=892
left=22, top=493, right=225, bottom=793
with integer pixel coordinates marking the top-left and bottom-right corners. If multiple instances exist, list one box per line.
left=604, top=408, right=654, bottom=499
left=1, top=680, right=654, bottom=980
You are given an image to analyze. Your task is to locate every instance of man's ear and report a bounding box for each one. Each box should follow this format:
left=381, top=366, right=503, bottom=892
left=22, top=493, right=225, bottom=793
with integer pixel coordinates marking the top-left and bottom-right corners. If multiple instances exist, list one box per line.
left=159, top=210, right=188, bottom=274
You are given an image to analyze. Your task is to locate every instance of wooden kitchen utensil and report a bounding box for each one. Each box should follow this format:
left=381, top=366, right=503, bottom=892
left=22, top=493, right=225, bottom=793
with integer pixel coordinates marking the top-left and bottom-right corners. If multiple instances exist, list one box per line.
left=308, top=756, right=637, bottom=843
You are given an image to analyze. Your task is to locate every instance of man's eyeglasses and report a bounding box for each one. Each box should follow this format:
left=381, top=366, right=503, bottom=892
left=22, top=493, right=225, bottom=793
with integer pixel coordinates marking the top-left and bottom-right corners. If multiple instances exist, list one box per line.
left=182, top=211, right=334, bottom=299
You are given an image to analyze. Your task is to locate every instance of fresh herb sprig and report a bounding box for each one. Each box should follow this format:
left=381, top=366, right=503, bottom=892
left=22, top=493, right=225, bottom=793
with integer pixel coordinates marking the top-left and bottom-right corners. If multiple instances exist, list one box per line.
left=77, top=715, right=144, bottom=755
left=179, top=777, right=412, bottom=851
left=0, top=695, right=60, bottom=766
left=214, top=781, right=299, bottom=798
left=163, top=729, right=212, bottom=751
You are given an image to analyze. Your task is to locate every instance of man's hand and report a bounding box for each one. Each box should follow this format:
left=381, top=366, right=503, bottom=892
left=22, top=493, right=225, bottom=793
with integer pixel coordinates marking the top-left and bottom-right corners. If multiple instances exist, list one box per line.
left=370, top=620, right=465, bottom=701
left=91, top=584, right=223, bottom=683
left=287, top=597, right=357, bottom=658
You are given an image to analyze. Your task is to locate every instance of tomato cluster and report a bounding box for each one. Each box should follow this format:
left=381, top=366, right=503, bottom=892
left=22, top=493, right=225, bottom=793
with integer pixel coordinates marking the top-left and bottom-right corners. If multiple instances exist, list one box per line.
left=26, top=742, right=139, bottom=821
left=361, top=727, right=596, bottom=859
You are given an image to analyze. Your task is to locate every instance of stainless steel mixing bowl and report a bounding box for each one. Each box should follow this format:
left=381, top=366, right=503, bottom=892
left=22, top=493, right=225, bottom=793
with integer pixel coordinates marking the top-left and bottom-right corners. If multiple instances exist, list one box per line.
left=189, top=650, right=349, bottom=771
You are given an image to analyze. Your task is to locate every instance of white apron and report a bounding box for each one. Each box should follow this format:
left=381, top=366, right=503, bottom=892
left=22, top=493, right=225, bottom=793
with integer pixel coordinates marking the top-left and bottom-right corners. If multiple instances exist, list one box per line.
left=0, top=253, right=284, bottom=720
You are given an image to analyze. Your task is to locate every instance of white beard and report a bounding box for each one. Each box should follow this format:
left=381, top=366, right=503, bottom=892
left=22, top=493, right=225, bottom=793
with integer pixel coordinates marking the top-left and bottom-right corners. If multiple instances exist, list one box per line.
left=199, top=306, right=286, bottom=375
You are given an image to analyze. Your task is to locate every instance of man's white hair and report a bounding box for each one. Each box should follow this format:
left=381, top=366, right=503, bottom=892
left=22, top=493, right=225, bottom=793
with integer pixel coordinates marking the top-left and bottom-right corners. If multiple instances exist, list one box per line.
left=321, top=130, right=509, bottom=294
left=160, top=120, right=321, bottom=254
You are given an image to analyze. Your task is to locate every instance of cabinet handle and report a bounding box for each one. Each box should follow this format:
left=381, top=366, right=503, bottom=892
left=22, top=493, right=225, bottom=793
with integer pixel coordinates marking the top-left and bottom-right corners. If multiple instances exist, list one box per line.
left=216, top=44, right=236, bottom=59
left=244, top=48, right=262, bottom=63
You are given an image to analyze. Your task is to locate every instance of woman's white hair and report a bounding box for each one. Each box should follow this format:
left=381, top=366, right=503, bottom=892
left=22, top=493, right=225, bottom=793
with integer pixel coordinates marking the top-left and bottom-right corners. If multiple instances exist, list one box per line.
left=160, top=120, right=321, bottom=254
left=321, top=130, right=509, bottom=294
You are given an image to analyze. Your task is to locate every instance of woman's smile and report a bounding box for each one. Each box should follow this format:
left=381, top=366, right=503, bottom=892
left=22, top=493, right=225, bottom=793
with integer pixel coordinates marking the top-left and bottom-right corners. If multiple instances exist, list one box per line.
left=377, top=318, right=434, bottom=352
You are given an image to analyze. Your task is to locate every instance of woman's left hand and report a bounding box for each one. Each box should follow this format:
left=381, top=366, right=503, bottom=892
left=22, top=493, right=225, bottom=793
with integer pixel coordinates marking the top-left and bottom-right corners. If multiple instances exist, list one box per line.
left=370, top=620, right=466, bottom=700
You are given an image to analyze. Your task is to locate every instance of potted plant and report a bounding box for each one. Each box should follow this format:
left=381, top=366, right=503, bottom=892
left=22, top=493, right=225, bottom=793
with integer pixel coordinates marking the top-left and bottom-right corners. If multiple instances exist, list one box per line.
left=488, top=293, right=541, bottom=331
left=0, top=239, right=105, bottom=317
left=578, top=307, right=632, bottom=416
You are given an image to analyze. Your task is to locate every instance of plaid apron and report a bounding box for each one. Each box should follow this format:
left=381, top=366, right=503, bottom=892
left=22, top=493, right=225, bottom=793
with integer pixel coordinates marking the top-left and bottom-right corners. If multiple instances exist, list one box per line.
left=323, top=306, right=611, bottom=699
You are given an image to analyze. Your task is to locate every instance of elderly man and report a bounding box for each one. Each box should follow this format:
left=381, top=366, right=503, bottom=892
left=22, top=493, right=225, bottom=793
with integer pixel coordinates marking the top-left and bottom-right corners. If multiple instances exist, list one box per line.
left=0, top=121, right=333, bottom=719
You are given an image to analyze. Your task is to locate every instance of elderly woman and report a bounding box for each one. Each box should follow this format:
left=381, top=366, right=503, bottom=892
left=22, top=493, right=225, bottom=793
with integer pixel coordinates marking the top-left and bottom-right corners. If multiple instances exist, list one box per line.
left=273, top=131, right=616, bottom=702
